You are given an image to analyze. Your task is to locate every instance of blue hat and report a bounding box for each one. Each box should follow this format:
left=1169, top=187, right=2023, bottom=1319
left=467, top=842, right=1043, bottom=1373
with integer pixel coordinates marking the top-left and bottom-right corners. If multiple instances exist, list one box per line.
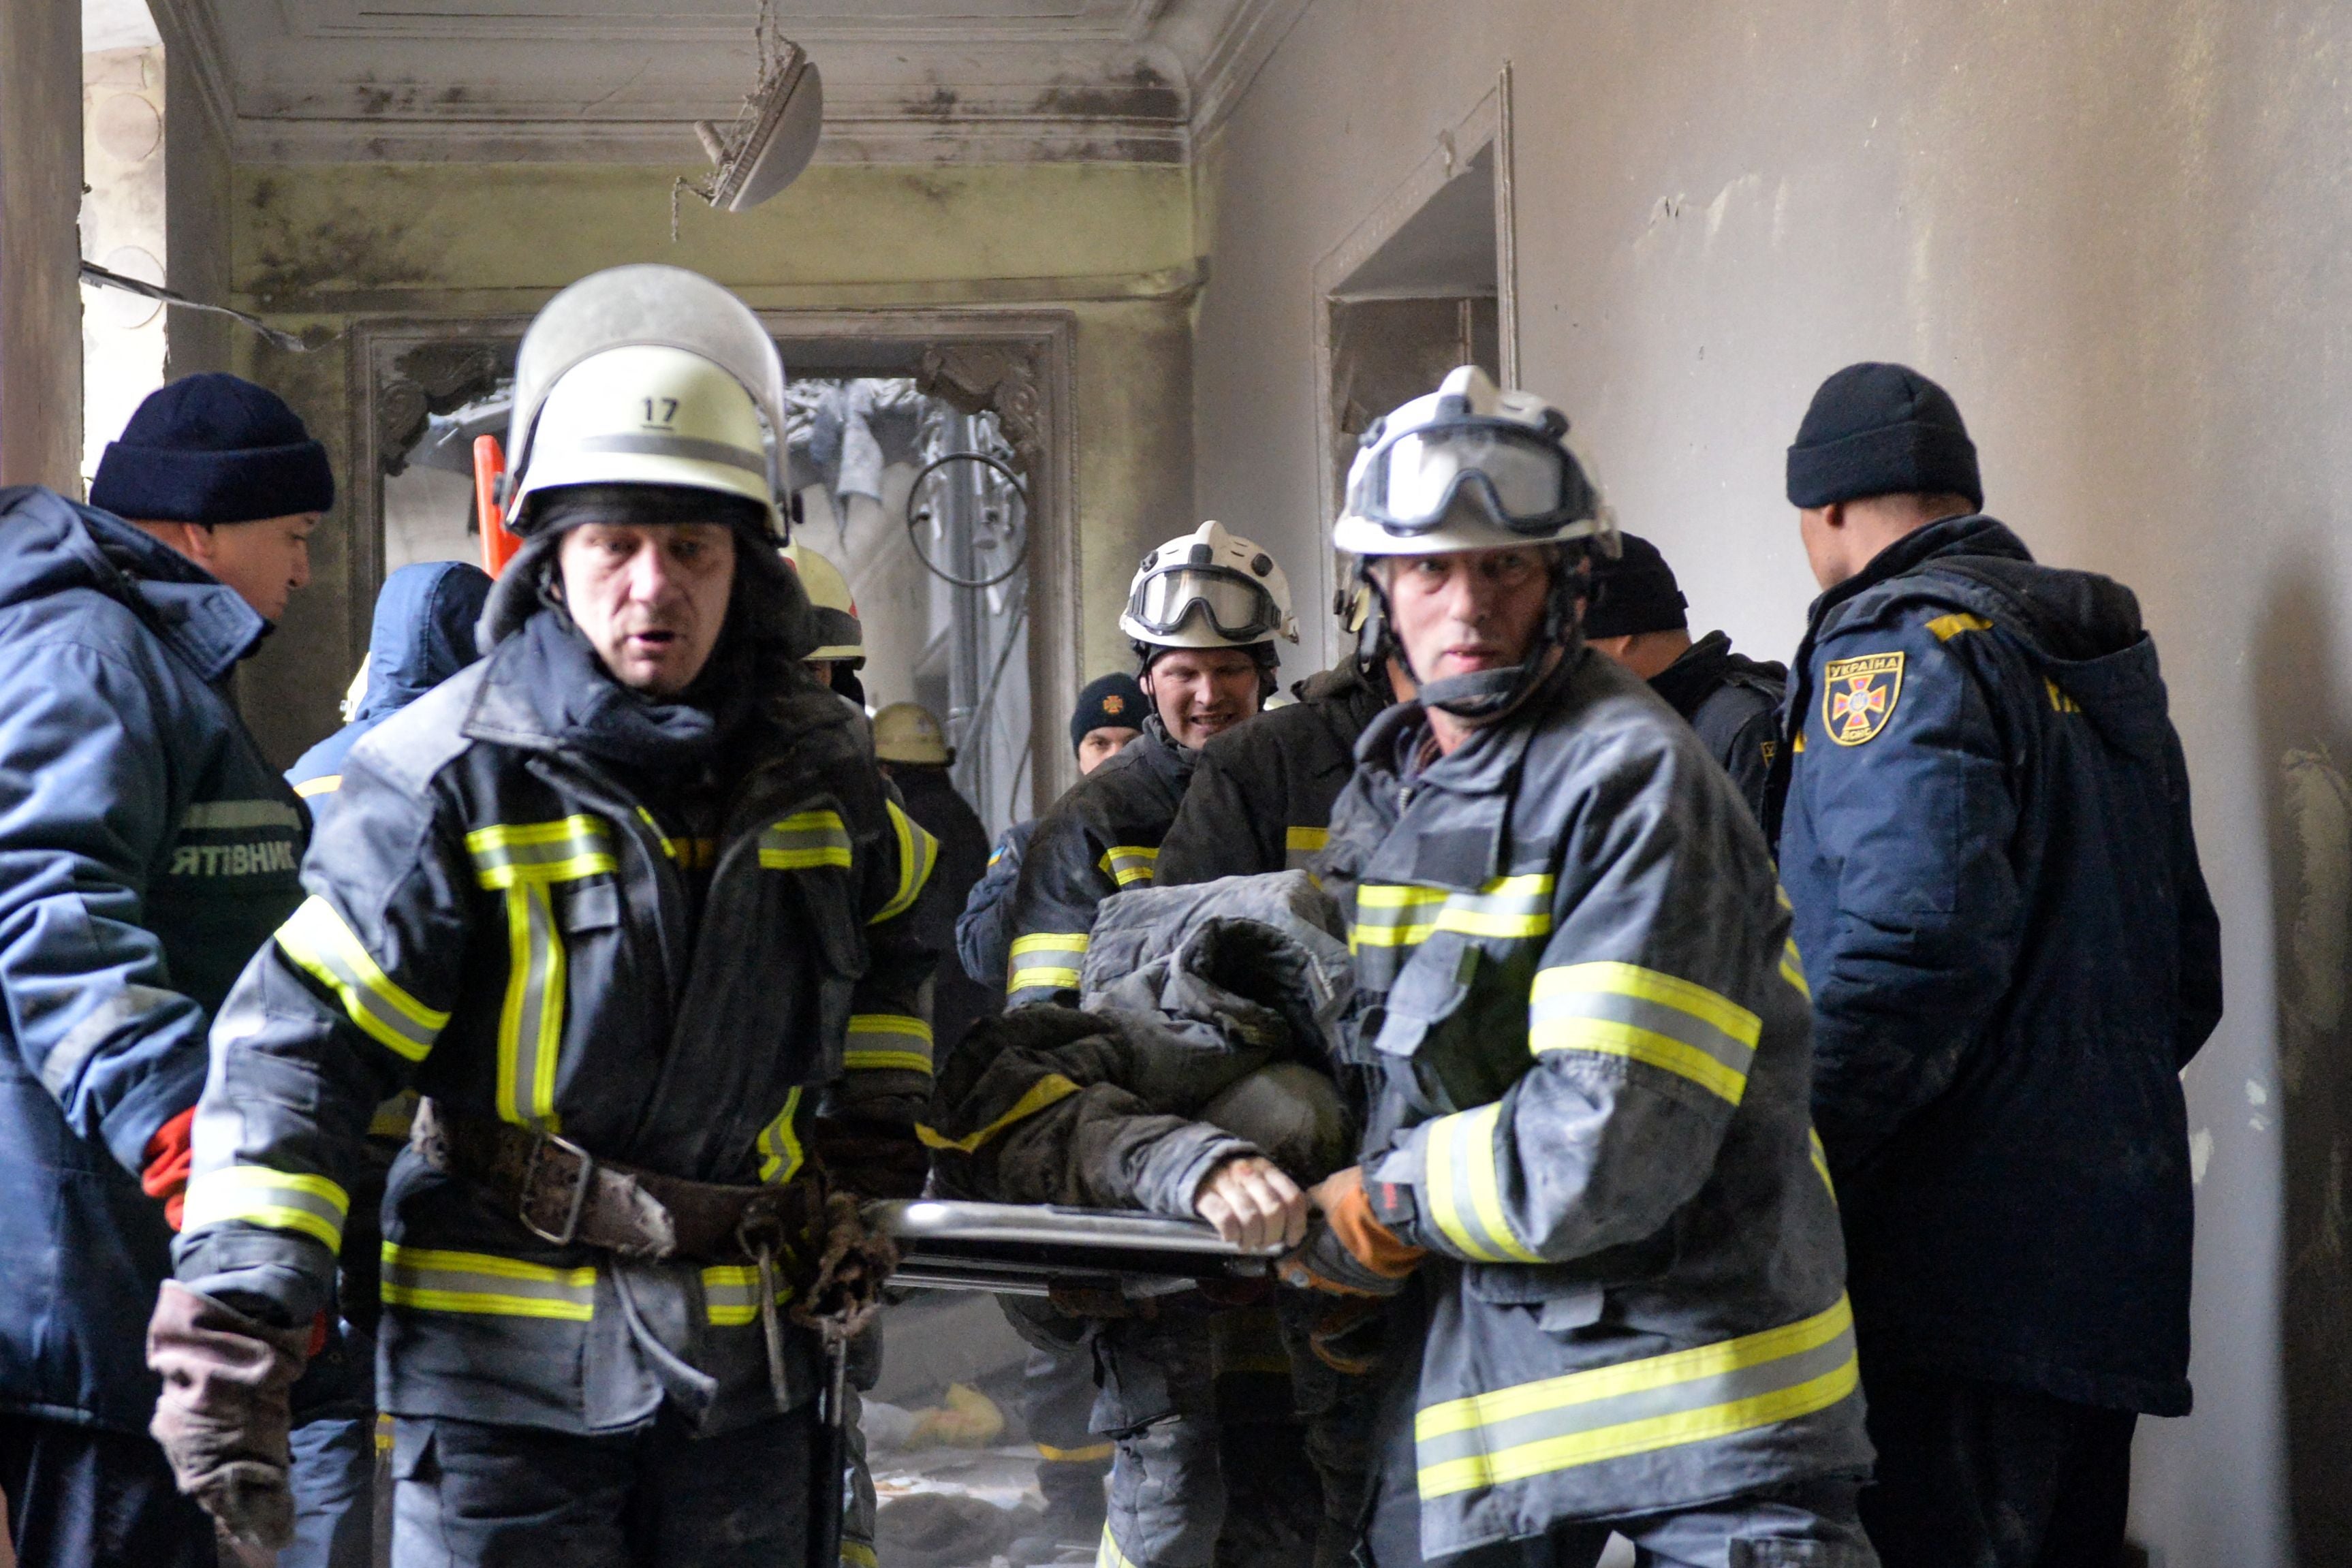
left=1070, top=672, right=1146, bottom=753
left=89, top=373, right=334, bottom=524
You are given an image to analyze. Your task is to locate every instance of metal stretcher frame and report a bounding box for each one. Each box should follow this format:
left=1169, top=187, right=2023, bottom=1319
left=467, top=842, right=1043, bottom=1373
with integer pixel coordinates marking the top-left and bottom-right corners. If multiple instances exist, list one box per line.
left=866, top=1200, right=1283, bottom=1297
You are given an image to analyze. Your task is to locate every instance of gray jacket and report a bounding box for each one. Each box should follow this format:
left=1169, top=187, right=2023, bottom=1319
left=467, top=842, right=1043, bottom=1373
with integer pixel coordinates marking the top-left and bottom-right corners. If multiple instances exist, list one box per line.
left=1322, top=648, right=1868, bottom=1554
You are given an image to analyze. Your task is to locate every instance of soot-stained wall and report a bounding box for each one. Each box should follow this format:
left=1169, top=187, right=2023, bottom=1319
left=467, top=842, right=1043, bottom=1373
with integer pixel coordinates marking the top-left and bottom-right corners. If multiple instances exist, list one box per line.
left=1193, top=1, right=2352, bottom=1561
left=213, top=161, right=1198, bottom=792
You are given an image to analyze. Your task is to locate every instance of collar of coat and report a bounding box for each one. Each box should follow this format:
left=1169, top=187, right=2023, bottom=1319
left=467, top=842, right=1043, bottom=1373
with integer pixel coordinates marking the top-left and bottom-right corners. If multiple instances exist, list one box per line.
left=28, top=492, right=273, bottom=683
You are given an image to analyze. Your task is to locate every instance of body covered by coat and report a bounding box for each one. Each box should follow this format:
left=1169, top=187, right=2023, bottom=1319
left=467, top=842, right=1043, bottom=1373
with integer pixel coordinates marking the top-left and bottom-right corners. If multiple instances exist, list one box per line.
left=926, top=871, right=1355, bottom=1214
left=1157, top=661, right=1392, bottom=884
left=1774, top=514, right=2222, bottom=1415
left=0, top=486, right=307, bottom=1430
left=1643, top=631, right=1785, bottom=826
left=1324, top=650, right=1868, bottom=1556
left=1001, top=719, right=1193, bottom=1007
left=171, top=597, right=939, bottom=1439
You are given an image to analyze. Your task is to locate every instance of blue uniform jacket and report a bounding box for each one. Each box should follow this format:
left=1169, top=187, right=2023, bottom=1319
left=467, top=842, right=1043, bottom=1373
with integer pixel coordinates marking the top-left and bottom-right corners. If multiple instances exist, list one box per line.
left=1774, top=514, right=2222, bottom=1415
left=0, top=486, right=305, bottom=1429
left=286, top=559, right=492, bottom=825
left=956, top=816, right=1036, bottom=992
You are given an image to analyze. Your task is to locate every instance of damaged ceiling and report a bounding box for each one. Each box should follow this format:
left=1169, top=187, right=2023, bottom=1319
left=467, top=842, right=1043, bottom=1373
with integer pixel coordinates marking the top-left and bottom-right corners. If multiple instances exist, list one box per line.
left=147, top=0, right=1311, bottom=164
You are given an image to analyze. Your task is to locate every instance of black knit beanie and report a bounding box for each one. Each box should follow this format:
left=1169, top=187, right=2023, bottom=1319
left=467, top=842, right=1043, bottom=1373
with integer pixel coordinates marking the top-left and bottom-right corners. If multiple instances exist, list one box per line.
left=90, top=373, right=334, bottom=524
left=1582, top=533, right=1689, bottom=639
left=1787, top=362, right=1981, bottom=510
left=1069, top=672, right=1146, bottom=753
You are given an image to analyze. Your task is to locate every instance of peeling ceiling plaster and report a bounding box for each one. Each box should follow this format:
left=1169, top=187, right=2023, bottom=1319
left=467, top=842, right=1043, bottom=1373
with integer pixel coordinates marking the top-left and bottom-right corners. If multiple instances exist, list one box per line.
left=151, top=0, right=1311, bottom=164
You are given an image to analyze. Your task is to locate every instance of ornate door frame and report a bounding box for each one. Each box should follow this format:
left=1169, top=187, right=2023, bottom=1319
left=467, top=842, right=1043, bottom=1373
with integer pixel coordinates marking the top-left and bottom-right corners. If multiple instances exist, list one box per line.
left=349, top=307, right=1080, bottom=811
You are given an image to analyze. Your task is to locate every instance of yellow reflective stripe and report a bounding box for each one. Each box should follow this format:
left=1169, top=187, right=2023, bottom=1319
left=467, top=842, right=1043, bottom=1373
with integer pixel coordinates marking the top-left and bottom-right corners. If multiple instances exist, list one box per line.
left=494, top=883, right=565, bottom=1132
left=1008, top=931, right=1088, bottom=995
left=1352, top=875, right=1554, bottom=948
left=873, top=801, right=940, bottom=923
left=917, top=1073, right=1084, bottom=1153
left=1926, top=612, right=1993, bottom=642
left=293, top=774, right=341, bottom=798
left=1781, top=939, right=1809, bottom=999
left=845, top=1013, right=934, bottom=1076
left=841, top=1543, right=879, bottom=1568
left=1415, top=1296, right=1858, bottom=1497
left=1284, top=825, right=1330, bottom=871
left=1037, top=1440, right=1116, bottom=1462
left=379, top=1243, right=596, bottom=1321
left=701, top=1262, right=794, bottom=1326
left=275, top=896, right=449, bottom=1063
left=467, top=815, right=616, bottom=889
left=1422, top=1101, right=1541, bottom=1264
left=1097, top=1523, right=1140, bottom=1568
left=369, top=1091, right=422, bottom=1140
left=757, top=1086, right=804, bottom=1184
left=1097, top=845, right=1159, bottom=888
left=181, top=1167, right=350, bottom=1251
left=1528, top=962, right=1759, bottom=1107
left=760, top=809, right=852, bottom=871
left=1808, top=1129, right=1836, bottom=1202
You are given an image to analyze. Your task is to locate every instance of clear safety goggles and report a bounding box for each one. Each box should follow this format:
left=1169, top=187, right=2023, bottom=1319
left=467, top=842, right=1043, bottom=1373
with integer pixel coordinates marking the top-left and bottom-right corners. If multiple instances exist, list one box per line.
left=1126, top=565, right=1285, bottom=642
left=1349, top=418, right=1599, bottom=535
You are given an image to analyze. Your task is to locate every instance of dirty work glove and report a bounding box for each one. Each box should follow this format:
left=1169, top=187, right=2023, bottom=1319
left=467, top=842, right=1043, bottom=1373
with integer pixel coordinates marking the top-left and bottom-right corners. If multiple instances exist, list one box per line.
left=1277, top=1167, right=1425, bottom=1297
left=147, top=1281, right=311, bottom=1550
left=140, top=1107, right=197, bottom=1231
left=812, top=1115, right=931, bottom=1199
left=1308, top=1296, right=1390, bottom=1375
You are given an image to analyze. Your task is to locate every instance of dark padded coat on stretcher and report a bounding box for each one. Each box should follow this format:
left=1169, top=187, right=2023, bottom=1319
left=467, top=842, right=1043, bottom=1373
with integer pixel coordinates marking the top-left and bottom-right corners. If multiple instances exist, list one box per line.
left=924, top=871, right=1356, bottom=1217
left=172, top=606, right=939, bottom=1439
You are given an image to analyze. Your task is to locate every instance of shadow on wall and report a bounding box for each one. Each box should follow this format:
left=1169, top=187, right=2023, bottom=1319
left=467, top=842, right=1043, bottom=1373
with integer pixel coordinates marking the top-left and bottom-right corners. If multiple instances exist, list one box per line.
left=2253, top=559, right=2352, bottom=1564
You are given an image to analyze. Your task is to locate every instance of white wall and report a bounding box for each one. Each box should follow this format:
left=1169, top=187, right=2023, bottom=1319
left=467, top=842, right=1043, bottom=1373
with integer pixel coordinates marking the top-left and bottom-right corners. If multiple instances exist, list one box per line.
left=1195, top=1, right=2352, bottom=1561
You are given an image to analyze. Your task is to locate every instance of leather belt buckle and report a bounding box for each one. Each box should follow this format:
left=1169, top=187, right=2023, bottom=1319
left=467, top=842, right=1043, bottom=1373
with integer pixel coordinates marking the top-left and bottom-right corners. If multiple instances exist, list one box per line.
left=520, top=1130, right=597, bottom=1246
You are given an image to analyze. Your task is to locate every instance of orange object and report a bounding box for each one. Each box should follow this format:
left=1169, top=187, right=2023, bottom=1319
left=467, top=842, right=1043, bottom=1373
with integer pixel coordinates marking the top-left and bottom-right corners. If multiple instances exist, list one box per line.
left=474, top=435, right=522, bottom=577
left=141, top=1106, right=197, bottom=1232
left=1316, top=1167, right=1425, bottom=1279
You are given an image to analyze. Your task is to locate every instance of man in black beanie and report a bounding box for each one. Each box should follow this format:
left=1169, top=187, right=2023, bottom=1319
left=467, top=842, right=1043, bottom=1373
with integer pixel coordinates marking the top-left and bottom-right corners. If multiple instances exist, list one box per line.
left=1772, top=362, right=2222, bottom=1567
left=1584, top=532, right=1785, bottom=824
left=0, top=372, right=327, bottom=1567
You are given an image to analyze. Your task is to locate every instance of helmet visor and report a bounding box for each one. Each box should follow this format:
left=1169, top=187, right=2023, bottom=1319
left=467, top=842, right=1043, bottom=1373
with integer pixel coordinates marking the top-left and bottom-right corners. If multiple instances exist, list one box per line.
left=1353, top=420, right=1595, bottom=535
left=1128, top=565, right=1283, bottom=642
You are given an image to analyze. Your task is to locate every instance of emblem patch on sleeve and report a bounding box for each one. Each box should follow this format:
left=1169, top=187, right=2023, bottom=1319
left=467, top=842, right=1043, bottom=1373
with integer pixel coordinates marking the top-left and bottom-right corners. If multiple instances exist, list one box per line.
left=1822, top=652, right=1904, bottom=746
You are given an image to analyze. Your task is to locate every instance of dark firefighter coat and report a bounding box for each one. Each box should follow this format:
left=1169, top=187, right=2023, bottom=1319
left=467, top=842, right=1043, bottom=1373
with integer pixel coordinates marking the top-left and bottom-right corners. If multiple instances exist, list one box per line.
left=1644, top=631, right=1785, bottom=826
left=886, top=764, right=997, bottom=1057
left=0, top=487, right=307, bottom=1432
left=1001, top=718, right=1193, bottom=1007
left=1774, top=513, right=2222, bottom=1415
left=1157, top=661, right=1392, bottom=883
left=172, top=606, right=939, bottom=1438
left=1322, top=649, right=1868, bottom=1554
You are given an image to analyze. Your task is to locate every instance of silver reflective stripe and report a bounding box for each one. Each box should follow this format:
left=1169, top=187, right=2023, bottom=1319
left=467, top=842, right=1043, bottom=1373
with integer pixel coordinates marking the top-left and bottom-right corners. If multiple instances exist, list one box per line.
left=759, top=810, right=853, bottom=871
left=576, top=433, right=766, bottom=475
left=181, top=799, right=304, bottom=832
left=1527, top=964, right=1758, bottom=1106
left=496, top=881, right=565, bottom=1131
left=467, top=817, right=616, bottom=888
left=1414, top=1296, right=1859, bottom=1496
left=702, top=1264, right=794, bottom=1326
left=40, top=985, right=178, bottom=1096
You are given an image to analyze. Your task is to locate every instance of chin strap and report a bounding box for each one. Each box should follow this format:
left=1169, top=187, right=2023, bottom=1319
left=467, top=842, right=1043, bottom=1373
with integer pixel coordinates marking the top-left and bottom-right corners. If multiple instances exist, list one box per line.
left=1365, top=547, right=1585, bottom=725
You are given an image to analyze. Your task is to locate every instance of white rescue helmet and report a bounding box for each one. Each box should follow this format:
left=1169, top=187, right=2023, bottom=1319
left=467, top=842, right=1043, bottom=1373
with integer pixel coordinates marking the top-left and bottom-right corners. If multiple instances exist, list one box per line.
left=1333, top=366, right=1614, bottom=559
left=1118, top=520, right=1299, bottom=652
left=505, top=265, right=788, bottom=529
left=781, top=543, right=864, bottom=667
left=873, top=702, right=952, bottom=766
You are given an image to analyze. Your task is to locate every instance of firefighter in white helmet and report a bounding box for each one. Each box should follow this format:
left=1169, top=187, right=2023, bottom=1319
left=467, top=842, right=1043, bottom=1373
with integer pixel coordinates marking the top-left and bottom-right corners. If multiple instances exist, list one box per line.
left=1280, top=366, right=1875, bottom=1565
left=153, top=265, right=937, bottom=1567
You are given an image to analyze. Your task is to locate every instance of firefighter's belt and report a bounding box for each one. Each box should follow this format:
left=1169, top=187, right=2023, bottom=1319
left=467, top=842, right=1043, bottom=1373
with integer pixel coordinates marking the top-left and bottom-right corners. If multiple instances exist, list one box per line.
left=411, top=1097, right=821, bottom=1264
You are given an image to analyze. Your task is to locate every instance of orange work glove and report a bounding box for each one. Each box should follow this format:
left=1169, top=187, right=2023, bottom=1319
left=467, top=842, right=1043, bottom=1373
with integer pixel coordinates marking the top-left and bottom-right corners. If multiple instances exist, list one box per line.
left=1277, top=1167, right=1426, bottom=1296
left=141, top=1107, right=197, bottom=1232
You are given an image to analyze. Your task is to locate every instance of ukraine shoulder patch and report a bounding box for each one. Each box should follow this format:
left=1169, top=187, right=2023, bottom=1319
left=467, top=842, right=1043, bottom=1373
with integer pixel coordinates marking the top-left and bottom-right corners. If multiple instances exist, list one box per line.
left=1822, top=651, right=1904, bottom=746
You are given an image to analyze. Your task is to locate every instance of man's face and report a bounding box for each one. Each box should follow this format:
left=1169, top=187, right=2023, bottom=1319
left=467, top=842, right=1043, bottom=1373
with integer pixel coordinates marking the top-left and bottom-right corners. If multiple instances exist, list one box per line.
left=1379, top=547, right=1552, bottom=687
left=1142, top=648, right=1263, bottom=749
left=162, top=513, right=318, bottom=623
left=557, top=522, right=736, bottom=695
left=1076, top=724, right=1142, bottom=775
